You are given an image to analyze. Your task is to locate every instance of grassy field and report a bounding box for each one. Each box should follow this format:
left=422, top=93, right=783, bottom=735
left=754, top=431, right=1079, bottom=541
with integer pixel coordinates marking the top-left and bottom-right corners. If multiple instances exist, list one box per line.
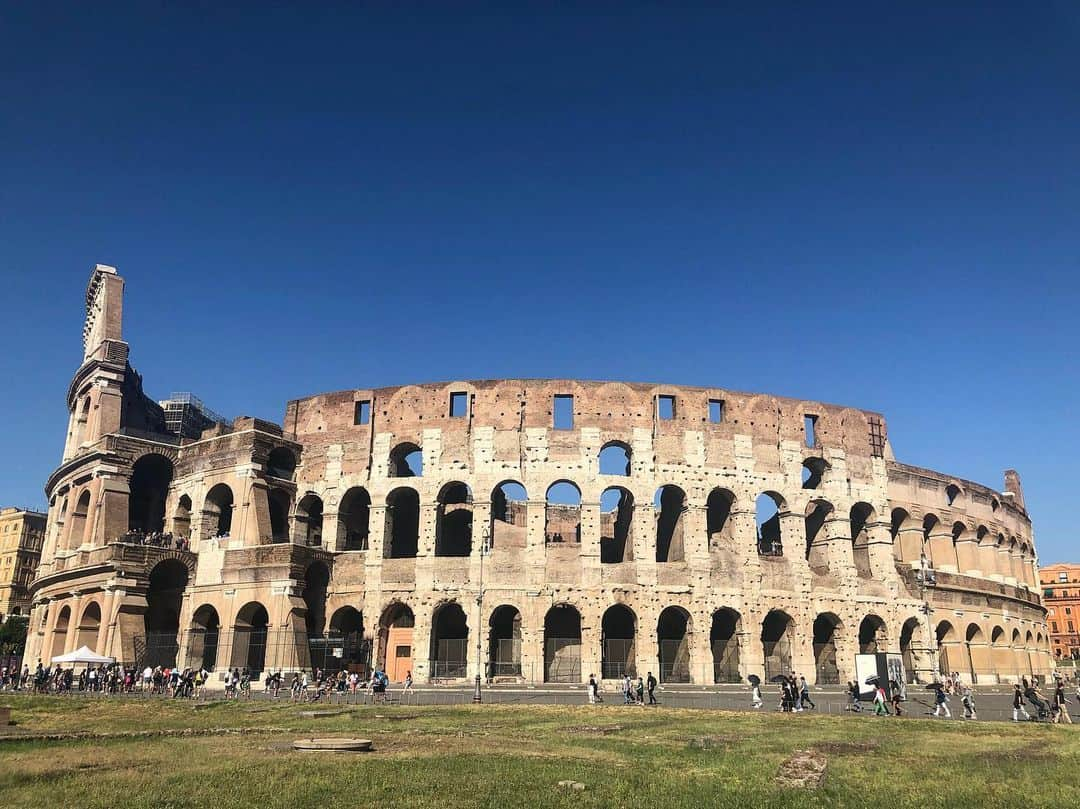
left=0, top=696, right=1076, bottom=808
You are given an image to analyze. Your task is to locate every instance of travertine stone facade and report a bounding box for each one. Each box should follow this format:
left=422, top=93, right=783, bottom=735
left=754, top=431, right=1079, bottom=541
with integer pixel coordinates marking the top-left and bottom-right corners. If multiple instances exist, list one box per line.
left=24, top=266, right=1051, bottom=686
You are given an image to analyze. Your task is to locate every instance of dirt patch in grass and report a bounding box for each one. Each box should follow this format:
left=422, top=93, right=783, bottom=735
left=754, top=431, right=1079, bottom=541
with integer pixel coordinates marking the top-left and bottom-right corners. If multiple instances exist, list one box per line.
left=981, top=741, right=1056, bottom=764
left=815, top=740, right=880, bottom=755
left=775, top=749, right=828, bottom=790
left=566, top=724, right=624, bottom=735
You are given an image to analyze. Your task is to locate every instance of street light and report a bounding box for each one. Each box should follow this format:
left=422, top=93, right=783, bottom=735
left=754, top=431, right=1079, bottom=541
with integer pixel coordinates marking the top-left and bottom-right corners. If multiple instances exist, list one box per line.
left=473, top=524, right=490, bottom=703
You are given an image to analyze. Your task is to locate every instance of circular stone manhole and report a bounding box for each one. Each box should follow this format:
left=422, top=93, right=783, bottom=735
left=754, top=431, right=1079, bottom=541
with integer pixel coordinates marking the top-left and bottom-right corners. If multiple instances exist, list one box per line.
left=293, top=738, right=373, bottom=752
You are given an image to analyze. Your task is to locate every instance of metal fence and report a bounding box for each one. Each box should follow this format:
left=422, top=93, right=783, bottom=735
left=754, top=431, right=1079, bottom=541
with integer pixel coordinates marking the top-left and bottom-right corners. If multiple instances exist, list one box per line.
left=545, top=637, right=581, bottom=683
left=601, top=639, right=635, bottom=679
left=659, top=639, right=690, bottom=683
left=763, top=637, right=792, bottom=681
left=814, top=642, right=840, bottom=685
left=490, top=638, right=522, bottom=677
left=430, top=638, right=469, bottom=679
left=711, top=640, right=740, bottom=683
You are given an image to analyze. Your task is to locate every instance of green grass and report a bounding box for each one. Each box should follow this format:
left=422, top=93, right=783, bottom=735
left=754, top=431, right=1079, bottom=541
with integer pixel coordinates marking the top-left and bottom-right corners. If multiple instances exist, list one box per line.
left=0, top=696, right=1076, bottom=808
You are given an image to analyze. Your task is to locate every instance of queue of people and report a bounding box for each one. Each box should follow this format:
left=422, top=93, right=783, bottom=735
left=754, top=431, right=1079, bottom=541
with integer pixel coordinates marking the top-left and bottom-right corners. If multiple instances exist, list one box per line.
left=115, top=530, right=191, bottom=551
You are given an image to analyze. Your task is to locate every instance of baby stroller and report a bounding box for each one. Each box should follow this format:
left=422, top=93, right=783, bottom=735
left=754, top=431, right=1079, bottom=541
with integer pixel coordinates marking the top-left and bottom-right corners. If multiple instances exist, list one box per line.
left=1024, top=687, right=1051, bottom=720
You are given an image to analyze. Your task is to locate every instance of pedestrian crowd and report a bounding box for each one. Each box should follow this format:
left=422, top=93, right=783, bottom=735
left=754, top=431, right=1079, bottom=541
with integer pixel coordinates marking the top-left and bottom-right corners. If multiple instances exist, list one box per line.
left=114, top=530, right=191, bottom=551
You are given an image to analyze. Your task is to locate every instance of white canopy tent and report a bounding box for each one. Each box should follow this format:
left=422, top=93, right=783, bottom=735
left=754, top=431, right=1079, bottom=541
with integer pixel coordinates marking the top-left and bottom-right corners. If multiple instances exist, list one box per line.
left=51, top=646, right=115, bottom=665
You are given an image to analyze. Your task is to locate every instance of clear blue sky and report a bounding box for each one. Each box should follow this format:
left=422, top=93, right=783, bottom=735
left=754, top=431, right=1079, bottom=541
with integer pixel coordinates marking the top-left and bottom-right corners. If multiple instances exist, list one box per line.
left=1, top=4, right=1077, bottom=561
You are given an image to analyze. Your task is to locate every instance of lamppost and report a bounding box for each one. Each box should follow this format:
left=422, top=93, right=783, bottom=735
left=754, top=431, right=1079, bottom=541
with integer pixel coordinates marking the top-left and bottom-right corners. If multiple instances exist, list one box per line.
left=473, top=525, right=490, bottom=703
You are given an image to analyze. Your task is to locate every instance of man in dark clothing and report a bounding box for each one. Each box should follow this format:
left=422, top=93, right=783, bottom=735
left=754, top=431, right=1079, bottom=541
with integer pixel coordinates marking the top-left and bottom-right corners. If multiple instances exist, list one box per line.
left=646, top=672, right=657, bottom=705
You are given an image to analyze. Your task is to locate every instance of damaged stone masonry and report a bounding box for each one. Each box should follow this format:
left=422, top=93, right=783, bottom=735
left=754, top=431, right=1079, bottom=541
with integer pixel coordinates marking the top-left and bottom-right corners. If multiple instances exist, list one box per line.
left=24, top=264, right=1051, bottom=687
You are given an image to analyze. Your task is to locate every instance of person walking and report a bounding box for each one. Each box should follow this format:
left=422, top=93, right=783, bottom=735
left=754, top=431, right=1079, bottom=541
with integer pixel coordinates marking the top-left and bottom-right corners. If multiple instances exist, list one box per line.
left=622, top=674, right=632, bottom=705
left=646, top=672, right=657, bottom=705
left=961, top=687, right=977, bottom=720
left=889, top=679, right=904, bottom=717
left=751, top=680, right=763, bottom=709
left=847, top=681, right=863, bottom=713
left=932, top=682, right=951, bottom=718
left=799, top=675, right=815, bottom=710
left=635, top=676, right=645, bottom=706
left=402, top=670, right=413, bottom=698
left=1054, top=680, right=1072, bottom=724
left=587, top=673, right=598, bottom=704
left=873, top=684, right=889, bottom=716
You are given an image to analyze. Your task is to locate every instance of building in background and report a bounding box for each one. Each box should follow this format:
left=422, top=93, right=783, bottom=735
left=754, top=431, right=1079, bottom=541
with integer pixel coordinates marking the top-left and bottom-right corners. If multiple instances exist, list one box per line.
left=0, top=507, right=46, bottom=619
left=1040, top=563, right=1080, bottom=660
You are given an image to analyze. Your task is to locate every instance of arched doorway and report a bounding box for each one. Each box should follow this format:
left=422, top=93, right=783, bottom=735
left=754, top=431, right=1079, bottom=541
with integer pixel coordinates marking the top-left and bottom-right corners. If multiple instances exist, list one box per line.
left=936, top=621, right=957, bottom=677
left=762, top=610, right=794, bottom=680
left=965, top=623, right=985, bottom=684
left=600, top=488, right=634, bottom=563
left=188, top=605, right=220, bottom=671
left=545, top=482, right=581, bottom=545
left=75, top=602, right=101, bottom=652
left=813, top=613, right=842, bottom=684
left=706, top=489, right=735, bottom=549
left=385, top=488, right=420, bottom=558
left=377, top=603, right=415, bottom=682
left=859, top=615, right=887, bottom=654
left=490, top=481, right=527, bottom=548
left=435, top=483, right=473, bottom=556
left=543, top=605, right=582, bottom=683
left=899, top=617, right=923, bottom=683
left=296, top=494, right=324, bottom=547
left=144, top=559, right=189, bottom=667
left=601, top=604, right=636, bottom=679
left=338, top=487, right=371, bottom=550
left=268, top=489, right=290, bottom=543
left=657, top=606, right=691, bottom=683
left=68, top=491, right=91, bottom=550
left=654, top=486, right=687, bottom=562
left=172, top=494, right=192, bottom=538
left=430, top=602, right=469, bottom=679
left=488, top=605, right=522, bottom=678
left=204, top=484, right=234, bottom=537
left=128, top=454, right=174, bottom=534
left=51, top=606, right=71, bottom=659
left=710, top=608, right=741, bottom=683
left=328, top=606, right=368, bottom=673
left=232, top=602, right=269, bottom=674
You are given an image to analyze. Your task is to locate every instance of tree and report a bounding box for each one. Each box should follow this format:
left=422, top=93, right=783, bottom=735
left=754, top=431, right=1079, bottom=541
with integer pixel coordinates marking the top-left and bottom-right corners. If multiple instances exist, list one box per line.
left=0, top=616, right=29, bottom=656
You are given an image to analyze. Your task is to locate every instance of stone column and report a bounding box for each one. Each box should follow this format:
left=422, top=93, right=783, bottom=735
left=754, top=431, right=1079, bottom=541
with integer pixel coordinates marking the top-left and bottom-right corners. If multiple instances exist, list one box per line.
left=634, top=503, right=657, bottom=586
left=525, top=500, right=546, bottom=588
left=579, top=500, right=602, bottom=588
left=895, top=524, right=923, bottom=566
left=979, top=540, right=1002, bottom=581
left=322, top=507, right=341, bottom=552
left=579, top=606, right=600, bottom=686
left=954, top=530, right=981, bottom=576
left=691, top=607, right=712, bottom=684
left=866, top=522, right=898, bottom=584
left=926, top=525, right=958, bottom=573
left=822, top=516, right=856, bottom=577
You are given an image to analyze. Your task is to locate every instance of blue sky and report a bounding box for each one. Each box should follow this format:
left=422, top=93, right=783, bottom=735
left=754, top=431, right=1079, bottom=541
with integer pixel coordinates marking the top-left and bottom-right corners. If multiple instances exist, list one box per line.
left=1, top=4, right=1077, bottom=561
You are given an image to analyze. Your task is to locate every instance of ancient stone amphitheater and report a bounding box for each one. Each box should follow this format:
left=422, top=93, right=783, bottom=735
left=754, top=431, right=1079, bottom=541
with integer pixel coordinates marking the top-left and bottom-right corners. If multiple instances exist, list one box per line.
left=25, top=265, right=1050, bottom=686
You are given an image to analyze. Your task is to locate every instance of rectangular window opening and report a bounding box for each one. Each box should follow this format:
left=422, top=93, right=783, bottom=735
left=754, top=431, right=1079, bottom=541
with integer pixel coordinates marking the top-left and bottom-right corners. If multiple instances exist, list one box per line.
left=658, top=395, right=676, bottom=420
left=553, top=394, right=574, bottom=430
left=354, top=400, right=371, bottom=425
left=708, top=399, right=724, bottom=424
left=449, top=391, right=468, bottom=418
left=804, top=414, right=818, bottom=447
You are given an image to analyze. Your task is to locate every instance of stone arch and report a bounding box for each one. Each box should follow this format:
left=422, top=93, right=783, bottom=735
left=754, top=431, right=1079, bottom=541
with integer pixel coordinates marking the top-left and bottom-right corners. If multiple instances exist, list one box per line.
left=295, top=494, right=324, bottom=546
left=899, top=616, right=924, bottom=683
left=801, top=457, right=830, bottom=489
left=388, top=442, right=423, bottom=478
left=266, top=447, right=296, bottom=479
left=804, top=498, right=834, bottom=572
left=490, top=480, right=527, bottom=548
left=544, top=481, right=581, bottom=545
left=756, top=492, right=786, bottom=556
left=600, top=487, right=634, bottom=563
left=859, top=614, right=888, bottom=654
left=706, top=488, right=735, bottom=548
left=128, top=453, right=174, bottom=534
left=435, top=482, right=473, bottom=557
left=188, top=604, right=220, bottom=671
left=598, top=441, right=632, bottom=476
left=601, top=603, right=637, bottom=679
left=965, top=622, right=987, bottom=682
left=377, top=602, right=415, bottom=681
left=813, top=613, right=843, bottom=684
left=710, top=608, right=741, bottom=683
left=328, top=606, right=366, bottom=669
left=172, top=494, right=192, bottom=537
left=657, top=605, right=692, bottom=683
left=232, top=602, right=269, bottom=673
left=945, top=483, right=962, bottom=506
left=385, top=487, right=420, bottom=558
left=338, top=486, right=371, bottom=550
left=762, top=609, right=794, bottom=680
left=935, top=620, right=958, bottom=677
left=430, top=601, right=469, bottom=679
left=204, top=483, right=234, bottom=537
left=543, top=604, right=582, bottom=683
left=267, top=488, right=291, bottom=543
left=75, top=601, right=102, bottom=652
left=654, top=485, right=687, bottom=563
left=850, top=502, right=876, bottom=579
left=489, top=604, right=522, bottom=678
left=67, top=490, right=91, bottom=550
left=51, top=605, right=71, bottom=659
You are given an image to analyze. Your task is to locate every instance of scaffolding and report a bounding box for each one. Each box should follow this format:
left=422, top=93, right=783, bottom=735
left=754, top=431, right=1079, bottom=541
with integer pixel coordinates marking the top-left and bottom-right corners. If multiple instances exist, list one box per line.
left=158, top=392, right=228, bottom=439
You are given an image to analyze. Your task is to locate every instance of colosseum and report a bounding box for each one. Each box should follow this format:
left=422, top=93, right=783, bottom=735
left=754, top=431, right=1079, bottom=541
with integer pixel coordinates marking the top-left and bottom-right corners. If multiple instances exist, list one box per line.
left=24, top=264, right=1051, bottom=687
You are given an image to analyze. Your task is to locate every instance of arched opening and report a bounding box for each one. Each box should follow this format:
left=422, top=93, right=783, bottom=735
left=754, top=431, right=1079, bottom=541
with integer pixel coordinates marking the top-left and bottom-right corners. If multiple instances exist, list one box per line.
left=488, top=605, right=522, bottom=678
left=706, top=488, right=735, bottom=549
left=51, top=606, right=71, bottom=659
left=654, top=485, right=687, bottom=563
left=430, top=602, right=469, bottom=679
left=657, top=606, right=691, bottom=683
left=266, top=447, right=296, bottom=479
left=204, top=484, right=234, bottom=538
left=935, top=621, right=957, bottom=677
left=899, top=617, right=922, bottom=683
left=75, top=601, right=102, bottom=652
left=601, top=604, right=636, bottom=679
left=490, top=481, right=527, bottom=547
left=710, top=608, right=741, bottom=683
left=756, top=492, right=785, bottom=556
left=436, top=482, right=473, bottom=557
left=813, top=613, right=842, bottom=684
left=850, top=502, right=875, bottom=579
left=890, top=507, right=911, bottom=562
left=384, top=487, right=420, bottom=558
left=295, top=494, right=324, bottom=546
left=545, top=481, right=581, bottom=544
left=188, top=605, right=220, bottom=671
left=327, top=607, right=367, bottom=672
left=762, top=610, right=793, bottom=680
left=388, top=442, right=423, bottom=478
left=144, top=559, right=189, bottom=667
left=598, top=442, right=631, bottom=476
left=801, top=457, right=829, bottom=489
left=922, top=513, right=940, bottom=566
left=945, top=484, right=961, bottom=506
left=232, top=602, right=270, bottom=674
left=543, top=604, right=582, bottom=683
left=68, top=491, right=91, bottom=550
left=338, top=487, right=371, bottom=550
left=990, top=625, right=1006, bottom=676
left=128, top=454, right=174, bottom=534
left=268, top=488, right=290, bottom=543
left=600, top=487, right=634, bottom=563
left=302, top=561, right=330, bottom=637
left=859, top=614, right=887, bottom=654
left=377, top=603, right=415, bottom=682
left=965, top=623, right=985, bottom=683
left=804, top=499, right=833, bottom=572
left=172, top=494, right=192, bottom=537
